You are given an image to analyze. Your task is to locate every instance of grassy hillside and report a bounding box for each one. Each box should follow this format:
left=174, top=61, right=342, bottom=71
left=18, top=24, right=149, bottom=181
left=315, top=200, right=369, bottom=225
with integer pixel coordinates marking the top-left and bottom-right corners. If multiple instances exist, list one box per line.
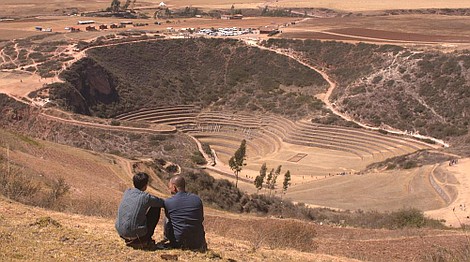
left=263, top=39, right=470, bottom=142
left=50, top=38, right=328, bottom=119
left=0, top=94, right=197, bottom=166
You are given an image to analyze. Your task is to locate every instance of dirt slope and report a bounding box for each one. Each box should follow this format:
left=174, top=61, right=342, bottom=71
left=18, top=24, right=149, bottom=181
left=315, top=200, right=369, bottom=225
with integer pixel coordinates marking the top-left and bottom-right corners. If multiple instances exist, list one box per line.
left=0, top=197, right=356, bottom=262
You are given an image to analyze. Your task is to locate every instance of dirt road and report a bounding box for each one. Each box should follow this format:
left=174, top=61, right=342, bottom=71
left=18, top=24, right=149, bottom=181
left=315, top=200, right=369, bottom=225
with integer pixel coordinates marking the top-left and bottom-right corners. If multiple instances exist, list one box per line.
left=425, top=158, right=470, bottom=227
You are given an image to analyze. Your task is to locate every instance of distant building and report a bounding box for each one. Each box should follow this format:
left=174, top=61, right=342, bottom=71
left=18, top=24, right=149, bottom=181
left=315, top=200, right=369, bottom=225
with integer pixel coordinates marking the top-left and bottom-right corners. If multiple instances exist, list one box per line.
left=259, top=25, right=278, bottom=34
left=85, top=26, right=97, bottom=31
left=221, top=14, right=243, bottom=20
left=77, top=20, right=95, bottom=25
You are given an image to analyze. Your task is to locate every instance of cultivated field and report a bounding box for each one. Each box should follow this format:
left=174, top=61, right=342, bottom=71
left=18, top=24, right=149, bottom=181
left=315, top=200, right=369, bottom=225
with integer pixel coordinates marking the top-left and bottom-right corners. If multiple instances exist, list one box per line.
left=280, top=14, right=470, bottom=49
left=0, top=0, right=109, bottom=17
left=158, top=0, right=470, bottom=11
left=265, top=0, right=470, bottom=11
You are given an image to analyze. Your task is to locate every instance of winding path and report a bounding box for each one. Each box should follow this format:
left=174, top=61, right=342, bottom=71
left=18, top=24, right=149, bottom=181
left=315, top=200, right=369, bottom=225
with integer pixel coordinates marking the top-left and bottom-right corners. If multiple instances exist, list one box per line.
left=425, top=159, right=470, bottom=227
left=243, top=39, right=447, bottom=148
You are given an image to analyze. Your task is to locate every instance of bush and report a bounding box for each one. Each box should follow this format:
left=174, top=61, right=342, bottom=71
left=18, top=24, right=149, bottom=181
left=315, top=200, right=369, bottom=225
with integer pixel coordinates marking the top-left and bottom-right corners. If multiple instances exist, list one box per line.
left=110, top=119, right=121, bottom=126
left=403, top=160, right=417, bottom=169
left=0, top=163, right=71, bottom=209
left=191, top=151, right=207, bottom=165
left=389, top=208, right=426, bottom=229
left=43, top=177, right=70, bottom=209
left=0, top=165, right=40, bottom=203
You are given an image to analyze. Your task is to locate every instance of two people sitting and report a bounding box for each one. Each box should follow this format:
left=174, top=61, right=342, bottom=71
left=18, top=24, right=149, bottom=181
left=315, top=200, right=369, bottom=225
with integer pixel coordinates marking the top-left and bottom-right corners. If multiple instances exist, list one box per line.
left=115, top=172, right=206, bottom=251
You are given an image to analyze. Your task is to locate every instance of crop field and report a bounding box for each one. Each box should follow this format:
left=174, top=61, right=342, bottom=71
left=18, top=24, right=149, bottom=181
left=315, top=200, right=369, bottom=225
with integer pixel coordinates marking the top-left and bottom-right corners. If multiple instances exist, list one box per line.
left=3, top=0, right=470, bottom=17
left=0, top=0, right=108, bottom=17
left=266, top=0, right=470, bottom=11
left=280, top=14, right=470, bottom=49
left=159, top=0, right=470, bottom=11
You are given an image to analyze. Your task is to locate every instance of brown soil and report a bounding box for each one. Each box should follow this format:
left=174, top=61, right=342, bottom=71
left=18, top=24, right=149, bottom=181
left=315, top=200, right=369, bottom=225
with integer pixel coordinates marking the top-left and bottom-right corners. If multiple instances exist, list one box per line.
left=328, top=27, right=470, bottom=43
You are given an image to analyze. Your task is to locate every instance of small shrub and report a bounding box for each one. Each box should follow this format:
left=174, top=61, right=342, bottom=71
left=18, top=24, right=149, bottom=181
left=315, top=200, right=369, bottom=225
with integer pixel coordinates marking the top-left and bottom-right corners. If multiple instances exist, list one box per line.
left=30, top=217, right=61, bottom=228
left=42, top=177, right=70, bottom=208
left=191, top=151, right=207, bottom=165
left=389, top=208, right=426, bottom=229
left=0, top=165, right=40, bottom=203
left=165, top=164, right=178, bottom=173
left=201, top=143, right=213, bottom=156
left=403, top=160, right=418, bottom=169
left=378, top=129, right=388, bottom=135
left=110, top=119, right=121, bottom=126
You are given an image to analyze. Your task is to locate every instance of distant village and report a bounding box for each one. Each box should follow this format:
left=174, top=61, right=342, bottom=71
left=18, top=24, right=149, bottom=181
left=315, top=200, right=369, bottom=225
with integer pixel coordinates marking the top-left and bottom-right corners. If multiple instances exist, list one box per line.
left=34, top=18, right=282, bottom=37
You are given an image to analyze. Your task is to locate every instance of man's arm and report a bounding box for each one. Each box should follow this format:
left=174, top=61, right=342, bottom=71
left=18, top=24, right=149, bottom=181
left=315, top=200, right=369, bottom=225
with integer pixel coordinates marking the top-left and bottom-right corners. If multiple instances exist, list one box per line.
left=148, top=194, right=164, bottom=207
left=199, top=197, right=204, bottom=222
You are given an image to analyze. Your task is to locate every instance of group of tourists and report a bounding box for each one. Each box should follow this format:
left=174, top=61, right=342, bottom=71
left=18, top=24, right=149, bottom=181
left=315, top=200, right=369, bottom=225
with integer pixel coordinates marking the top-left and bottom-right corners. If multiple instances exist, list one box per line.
left=115, top=172, right=206, bottom=251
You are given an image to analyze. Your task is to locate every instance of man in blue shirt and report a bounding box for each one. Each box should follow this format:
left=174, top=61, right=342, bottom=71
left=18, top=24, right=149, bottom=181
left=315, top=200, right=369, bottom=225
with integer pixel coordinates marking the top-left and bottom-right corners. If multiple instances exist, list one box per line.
left=115, top=172, right=164, bottom=249
left=164, top=175, right=207, bottom=251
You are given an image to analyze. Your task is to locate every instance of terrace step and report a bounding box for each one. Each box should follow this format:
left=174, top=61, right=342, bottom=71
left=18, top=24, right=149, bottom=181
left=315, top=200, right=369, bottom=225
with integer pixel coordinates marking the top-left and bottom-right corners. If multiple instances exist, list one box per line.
left=115, top=105, right=199, bottom=120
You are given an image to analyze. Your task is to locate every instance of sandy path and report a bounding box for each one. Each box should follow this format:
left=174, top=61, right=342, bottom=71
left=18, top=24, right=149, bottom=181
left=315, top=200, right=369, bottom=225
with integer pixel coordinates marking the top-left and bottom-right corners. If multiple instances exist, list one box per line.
left=425, top=158, right=470, bottom=227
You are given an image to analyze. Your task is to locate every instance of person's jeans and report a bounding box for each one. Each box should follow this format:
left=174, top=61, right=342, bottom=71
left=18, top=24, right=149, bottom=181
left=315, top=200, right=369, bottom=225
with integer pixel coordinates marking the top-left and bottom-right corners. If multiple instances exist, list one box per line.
left=124, top=207, right=161, bottom=247
left=143, top=206, right=161, bottom=242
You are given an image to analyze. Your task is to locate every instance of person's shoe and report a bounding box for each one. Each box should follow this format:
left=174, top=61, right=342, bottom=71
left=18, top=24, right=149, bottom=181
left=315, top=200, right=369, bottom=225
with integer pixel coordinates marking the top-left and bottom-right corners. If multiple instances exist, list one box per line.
left=155, top=242, right=172, bottom=250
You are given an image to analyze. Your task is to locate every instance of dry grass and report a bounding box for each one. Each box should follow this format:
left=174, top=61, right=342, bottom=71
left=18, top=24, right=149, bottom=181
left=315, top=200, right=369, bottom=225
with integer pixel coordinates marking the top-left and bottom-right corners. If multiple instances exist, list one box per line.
left=205, top=215, right=317, bottom=252
left=0, top=197, right=342, bottom=262
left=0, top=129, right=129, bottom=217
left=286, top=165, right=446, bottom=212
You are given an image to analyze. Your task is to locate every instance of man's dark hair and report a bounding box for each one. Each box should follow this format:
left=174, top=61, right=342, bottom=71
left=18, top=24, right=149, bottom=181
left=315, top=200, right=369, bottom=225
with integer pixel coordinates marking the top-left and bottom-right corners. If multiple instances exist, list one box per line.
left=133, top=172, right=149, bottom=190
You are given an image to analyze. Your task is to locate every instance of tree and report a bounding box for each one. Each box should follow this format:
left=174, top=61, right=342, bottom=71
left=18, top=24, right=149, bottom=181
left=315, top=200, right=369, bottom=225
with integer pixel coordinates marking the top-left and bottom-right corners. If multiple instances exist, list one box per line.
left=165, top=7, right=172, bottom=17
left=273, top=165, right=282, bottom=187
left=261, top=6, right=269, bottom=16
left=110, top=0, right=121, bottom=13
left=268, top=165, right=282, bottom=195
left=282, top=170, right=291, bottom=197
left=265, top=168, right=273, bottom=195
left=230, top=4, right=235, bottom=15
left=229, top=139, right=246, bottom=188
left=254, top=163, right=267, bottom=193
